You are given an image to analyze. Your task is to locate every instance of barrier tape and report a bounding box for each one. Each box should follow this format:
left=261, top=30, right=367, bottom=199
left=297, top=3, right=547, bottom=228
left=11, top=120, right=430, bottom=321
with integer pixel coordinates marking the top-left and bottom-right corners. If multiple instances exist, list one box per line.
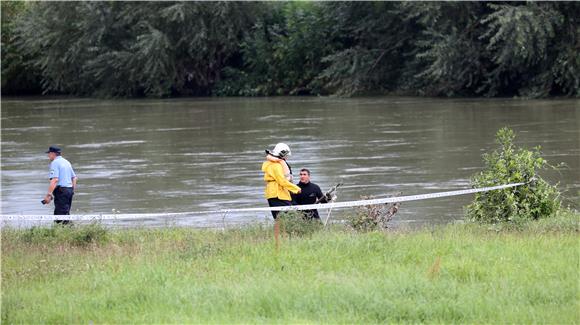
left=1, top=182, right=526, bottom=222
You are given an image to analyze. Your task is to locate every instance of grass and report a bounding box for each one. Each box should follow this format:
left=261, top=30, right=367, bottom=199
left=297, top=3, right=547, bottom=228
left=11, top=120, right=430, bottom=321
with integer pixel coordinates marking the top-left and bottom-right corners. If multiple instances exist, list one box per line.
left=1, top=210, right=579, bottom=324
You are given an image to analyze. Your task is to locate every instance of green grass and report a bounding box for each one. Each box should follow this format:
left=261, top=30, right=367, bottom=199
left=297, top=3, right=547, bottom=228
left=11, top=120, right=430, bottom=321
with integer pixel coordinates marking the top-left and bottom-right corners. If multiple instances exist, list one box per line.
left=2, top=211, right=579, bottom=324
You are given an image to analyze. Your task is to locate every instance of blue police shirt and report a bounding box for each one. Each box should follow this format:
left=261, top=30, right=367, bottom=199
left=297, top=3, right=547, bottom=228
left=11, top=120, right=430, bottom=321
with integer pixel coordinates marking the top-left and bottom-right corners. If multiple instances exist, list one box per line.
left=49, top=156, right=76, bottom=187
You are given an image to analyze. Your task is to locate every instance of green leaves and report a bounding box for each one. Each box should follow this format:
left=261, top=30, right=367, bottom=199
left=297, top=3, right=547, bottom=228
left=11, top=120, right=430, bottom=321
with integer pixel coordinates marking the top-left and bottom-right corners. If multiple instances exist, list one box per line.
left=482, top=4, right=562, bottom=66
left=0, top=1, right=41, bottom=94
left=216, top=2, right=339, bottom=96
left=130, top=24, right=175, bottom=97
left=3, top=2, right=579, bottom=98
left=477, top=3, right=572, bottom=97
left=467, top=127, right=561, bottom=224
left=10, top=2, right=257, bottom=97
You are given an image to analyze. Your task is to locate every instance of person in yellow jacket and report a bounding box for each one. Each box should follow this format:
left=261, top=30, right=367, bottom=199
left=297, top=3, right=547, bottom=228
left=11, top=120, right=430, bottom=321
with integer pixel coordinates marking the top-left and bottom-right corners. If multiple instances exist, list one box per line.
left=262, top=143, right=301, bottom=219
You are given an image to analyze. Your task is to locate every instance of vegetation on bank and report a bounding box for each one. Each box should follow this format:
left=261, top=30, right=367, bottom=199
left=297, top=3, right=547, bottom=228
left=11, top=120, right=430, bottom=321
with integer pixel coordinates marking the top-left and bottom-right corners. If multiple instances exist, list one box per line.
left=2, top=1, right=579, bottom=98
left=467, top=127, right=562, bottom=224
left=1, top=210, right=578, bottom=324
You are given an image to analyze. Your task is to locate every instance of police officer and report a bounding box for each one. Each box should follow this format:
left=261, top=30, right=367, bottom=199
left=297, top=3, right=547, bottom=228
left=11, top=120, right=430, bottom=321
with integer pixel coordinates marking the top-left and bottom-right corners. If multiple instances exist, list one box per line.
left=42, top=146, right=77, bottom=224
left=292, top=168, right=329, bottom=220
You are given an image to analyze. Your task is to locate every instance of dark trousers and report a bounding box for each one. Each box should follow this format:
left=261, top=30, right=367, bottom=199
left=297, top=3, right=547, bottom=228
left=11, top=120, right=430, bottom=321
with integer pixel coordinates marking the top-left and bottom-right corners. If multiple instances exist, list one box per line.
left=53, top=187, right=74, bottom=224
left=267, top=198, right=292, bottom=219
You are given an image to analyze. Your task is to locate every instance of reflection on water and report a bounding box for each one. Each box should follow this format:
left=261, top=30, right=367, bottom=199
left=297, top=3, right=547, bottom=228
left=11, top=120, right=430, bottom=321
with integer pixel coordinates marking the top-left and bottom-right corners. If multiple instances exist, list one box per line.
left=1, top=97, right=579, bottom=227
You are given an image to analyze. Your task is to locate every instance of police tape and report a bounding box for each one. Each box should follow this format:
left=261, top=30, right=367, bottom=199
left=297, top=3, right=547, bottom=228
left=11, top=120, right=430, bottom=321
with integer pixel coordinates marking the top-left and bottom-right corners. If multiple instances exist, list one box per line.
left=0, top=182, right=527, bottom=222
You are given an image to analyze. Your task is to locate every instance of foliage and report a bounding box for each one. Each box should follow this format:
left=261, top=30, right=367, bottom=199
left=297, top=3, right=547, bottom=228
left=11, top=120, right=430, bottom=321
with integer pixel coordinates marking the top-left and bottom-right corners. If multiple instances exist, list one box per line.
left=478, top=3, right=577, bottom=97
left=3, top=2, right=579, bottom=98
left=0, top=1, right=42, bottom=94
left=215, top=2, right=339, bottom=96
left=317, top=47, right=384, bottom=96
left=467, top=127, right=561, bottom=224
left=347, top=197, right=399, bottom=232
left=316, top=2, right=415, bottom=96
left=277, top=210, right=322, bottom=237
left=12, top=2, right=257, bottom=97
left=404, top=3, right=490, bottom=97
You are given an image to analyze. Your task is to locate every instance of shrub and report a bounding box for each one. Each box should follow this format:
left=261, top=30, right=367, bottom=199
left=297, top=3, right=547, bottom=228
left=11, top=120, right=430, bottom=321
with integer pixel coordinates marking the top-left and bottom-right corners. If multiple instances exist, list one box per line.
left=346, top=197, right=400, bottom=232
left=466, top=127, right=561, bottom=224
left=277, top=211, right=322, bottom=238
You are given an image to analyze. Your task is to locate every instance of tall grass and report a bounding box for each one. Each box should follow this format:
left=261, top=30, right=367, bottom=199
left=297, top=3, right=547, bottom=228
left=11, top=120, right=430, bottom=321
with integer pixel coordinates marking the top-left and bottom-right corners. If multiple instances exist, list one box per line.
left=2, top=211, right=578, bottom=323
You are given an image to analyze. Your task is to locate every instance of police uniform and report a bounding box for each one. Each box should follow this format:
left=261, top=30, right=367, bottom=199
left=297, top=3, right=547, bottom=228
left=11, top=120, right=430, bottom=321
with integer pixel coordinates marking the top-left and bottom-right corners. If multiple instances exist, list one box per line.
left=292, top=181, right=325, bottom=219
left=48, top=151, right=76, bottom=217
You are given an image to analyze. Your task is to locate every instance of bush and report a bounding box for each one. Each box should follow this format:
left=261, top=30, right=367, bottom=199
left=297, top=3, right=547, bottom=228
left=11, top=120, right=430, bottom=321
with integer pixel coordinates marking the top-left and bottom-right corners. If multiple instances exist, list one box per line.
left=466, top=127, right=561, bottom=224
left=277, top=211, right=322, bottom=238
left=346, top=197, right=400, bottom=232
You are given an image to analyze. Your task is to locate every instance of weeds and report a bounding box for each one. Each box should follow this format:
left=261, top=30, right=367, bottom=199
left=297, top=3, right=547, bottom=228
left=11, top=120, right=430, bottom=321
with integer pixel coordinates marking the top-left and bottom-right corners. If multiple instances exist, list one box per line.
left=18, top=222, right=109, bottom=246
left=347, top=196, right=401, bottom=232
left=277, top=211, right=323, bottom=237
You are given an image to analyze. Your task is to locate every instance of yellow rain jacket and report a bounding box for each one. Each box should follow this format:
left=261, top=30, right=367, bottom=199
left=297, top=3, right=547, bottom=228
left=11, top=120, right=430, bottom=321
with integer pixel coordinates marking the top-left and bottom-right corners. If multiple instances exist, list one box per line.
left=261, top=160, right=301, bottom=201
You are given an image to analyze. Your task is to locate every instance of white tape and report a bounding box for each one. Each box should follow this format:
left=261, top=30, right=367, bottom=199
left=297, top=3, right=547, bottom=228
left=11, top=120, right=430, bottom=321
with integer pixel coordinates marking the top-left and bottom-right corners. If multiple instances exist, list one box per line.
left=1, top=182, right=526, bottom=222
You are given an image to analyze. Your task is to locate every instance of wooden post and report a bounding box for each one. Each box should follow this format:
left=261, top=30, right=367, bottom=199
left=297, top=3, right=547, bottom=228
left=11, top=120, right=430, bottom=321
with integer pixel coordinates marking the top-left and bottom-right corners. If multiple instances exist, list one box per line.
left=427, top=256, right=441, bottom=280
left=274, top=219, right=280, bottom=253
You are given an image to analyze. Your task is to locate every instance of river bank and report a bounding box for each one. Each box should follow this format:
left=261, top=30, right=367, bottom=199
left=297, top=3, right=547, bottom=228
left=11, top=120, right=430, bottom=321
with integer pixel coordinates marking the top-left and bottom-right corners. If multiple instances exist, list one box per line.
left=2, top=210, right=578, bottom=323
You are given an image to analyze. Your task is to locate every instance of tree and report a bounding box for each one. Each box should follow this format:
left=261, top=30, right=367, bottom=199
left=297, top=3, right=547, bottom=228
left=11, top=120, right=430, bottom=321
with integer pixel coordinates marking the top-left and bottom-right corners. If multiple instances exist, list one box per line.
left=316, top=2, right=415, bottom=96
left=401, top=2, right=490, bottom=96
left=216, top=2, right=340, bottom=96
left=6, top=1, right=579, bottom=98
left=14, top=2, right=258, bottom=97
left=479, top=2, right=572, bottom=97
left=1, top=1, right=42, bottom=95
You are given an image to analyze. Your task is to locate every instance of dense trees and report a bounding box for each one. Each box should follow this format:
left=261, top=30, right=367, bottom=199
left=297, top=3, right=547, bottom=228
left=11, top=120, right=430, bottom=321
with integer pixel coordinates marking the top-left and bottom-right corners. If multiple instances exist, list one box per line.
left=2, top=1, right=578, bottom=98
left=1, top=1, right=41, bottom=94
left=6, top=2, right=258, bottom=96
left=216, top=2, right=340, bottom=96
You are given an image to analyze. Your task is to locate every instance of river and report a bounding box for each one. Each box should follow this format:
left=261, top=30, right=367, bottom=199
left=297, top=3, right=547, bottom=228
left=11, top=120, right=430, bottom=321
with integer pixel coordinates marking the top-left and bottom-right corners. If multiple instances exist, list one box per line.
left=1, top=97, right=578, bottom=227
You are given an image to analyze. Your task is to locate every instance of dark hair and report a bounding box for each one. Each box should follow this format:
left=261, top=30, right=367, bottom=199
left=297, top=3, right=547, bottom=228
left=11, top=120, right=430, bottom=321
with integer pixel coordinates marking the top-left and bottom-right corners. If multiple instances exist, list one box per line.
left=300, top=168, right=311, bottom=175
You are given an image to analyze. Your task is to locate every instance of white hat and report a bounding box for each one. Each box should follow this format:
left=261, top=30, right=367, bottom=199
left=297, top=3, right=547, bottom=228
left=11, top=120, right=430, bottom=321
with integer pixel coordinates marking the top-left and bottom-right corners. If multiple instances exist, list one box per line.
left=266, top=143, right=291, bottom=158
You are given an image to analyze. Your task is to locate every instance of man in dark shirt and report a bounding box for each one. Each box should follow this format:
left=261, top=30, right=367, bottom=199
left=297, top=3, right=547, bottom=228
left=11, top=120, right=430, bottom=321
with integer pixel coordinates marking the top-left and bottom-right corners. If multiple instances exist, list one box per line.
left=292, top=168, right=328, bottom=220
